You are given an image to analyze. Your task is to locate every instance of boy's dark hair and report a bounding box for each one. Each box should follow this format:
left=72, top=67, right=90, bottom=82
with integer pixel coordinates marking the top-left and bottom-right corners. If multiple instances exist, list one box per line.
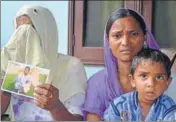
left=24, top=66, right=30, bottom=71
left=130, top=48, right=172, bottom=77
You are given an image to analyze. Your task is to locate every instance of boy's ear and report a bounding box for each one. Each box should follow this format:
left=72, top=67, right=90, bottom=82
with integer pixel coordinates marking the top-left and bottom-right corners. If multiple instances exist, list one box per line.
left=129, top=74, right=135, bottom=88
left=166, top=77, right=172, bottom=87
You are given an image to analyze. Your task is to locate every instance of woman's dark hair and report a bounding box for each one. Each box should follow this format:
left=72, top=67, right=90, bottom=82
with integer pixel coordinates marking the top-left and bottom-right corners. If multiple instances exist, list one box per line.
left=106, top=8, right=146, bottom=36
left=130, top=48, right=172, bottom=78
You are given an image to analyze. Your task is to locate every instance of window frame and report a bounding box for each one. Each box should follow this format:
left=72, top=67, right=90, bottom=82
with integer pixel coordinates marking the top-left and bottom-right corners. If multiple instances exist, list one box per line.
left=68, top=0, right=153, bottom=65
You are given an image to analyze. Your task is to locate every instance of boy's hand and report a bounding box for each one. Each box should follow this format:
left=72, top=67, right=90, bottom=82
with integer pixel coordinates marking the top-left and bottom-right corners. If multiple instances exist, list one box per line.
left=34, top=84, right=61, bottom=110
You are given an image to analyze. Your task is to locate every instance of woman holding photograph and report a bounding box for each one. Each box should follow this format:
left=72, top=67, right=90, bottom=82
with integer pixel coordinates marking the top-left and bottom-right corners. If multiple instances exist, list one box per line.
left=1, top=5, right=87, bottom=121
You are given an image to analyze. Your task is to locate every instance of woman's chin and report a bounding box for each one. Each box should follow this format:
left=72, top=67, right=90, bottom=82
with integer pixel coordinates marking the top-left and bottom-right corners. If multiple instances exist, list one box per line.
left=118, top=56, right=133, bottom=62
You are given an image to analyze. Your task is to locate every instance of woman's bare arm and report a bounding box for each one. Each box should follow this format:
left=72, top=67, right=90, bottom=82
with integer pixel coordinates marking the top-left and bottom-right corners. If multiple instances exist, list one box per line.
left=1, top=78, right=11, bottom=115
left=49, top=99, right=83, bottom=121
left=1, top=91, right=11, bottom=115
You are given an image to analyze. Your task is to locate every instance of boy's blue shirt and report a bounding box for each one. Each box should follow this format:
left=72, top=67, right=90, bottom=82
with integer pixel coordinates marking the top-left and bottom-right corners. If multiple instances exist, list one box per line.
left=104, top=91, right=176, bottom=121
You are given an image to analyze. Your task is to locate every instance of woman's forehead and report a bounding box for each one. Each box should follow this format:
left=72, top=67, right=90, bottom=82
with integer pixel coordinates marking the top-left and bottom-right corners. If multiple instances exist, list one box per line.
left=16, top=15, right=33, bottom=27
left=17, top=15, right=30, bottom=20
left=110, top=16, right=141, bottom=32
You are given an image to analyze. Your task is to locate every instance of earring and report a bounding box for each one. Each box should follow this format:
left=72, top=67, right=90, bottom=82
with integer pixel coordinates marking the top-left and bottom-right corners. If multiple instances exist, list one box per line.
left=143, top=41, right=148, bottom=48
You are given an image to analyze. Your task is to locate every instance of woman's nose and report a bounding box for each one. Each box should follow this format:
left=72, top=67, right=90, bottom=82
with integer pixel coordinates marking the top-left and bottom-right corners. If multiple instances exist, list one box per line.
left=121, top=36, right=129, bottom=46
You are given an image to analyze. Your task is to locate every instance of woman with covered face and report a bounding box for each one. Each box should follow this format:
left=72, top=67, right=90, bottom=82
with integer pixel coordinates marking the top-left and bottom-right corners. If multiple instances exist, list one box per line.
left=1, top=5, right=87, bottom=121
left=82, top=8, right=159, bottom=120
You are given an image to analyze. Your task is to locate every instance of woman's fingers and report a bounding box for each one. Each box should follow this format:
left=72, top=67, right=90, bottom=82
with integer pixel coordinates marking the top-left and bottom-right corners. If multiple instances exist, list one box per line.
left=34, top=96, right=45, bottom=109
left=36, top=84, right=53, bottom=90
left=34, top=93, right=48, bottom=105
left=34, top=83, right=59, bottom=110
left=34, top=86, right=52, bottom=97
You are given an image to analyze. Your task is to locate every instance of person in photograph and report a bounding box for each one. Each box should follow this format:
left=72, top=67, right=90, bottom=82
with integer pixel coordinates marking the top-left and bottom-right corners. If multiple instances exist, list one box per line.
left=15, top=66, right=32, bottom=94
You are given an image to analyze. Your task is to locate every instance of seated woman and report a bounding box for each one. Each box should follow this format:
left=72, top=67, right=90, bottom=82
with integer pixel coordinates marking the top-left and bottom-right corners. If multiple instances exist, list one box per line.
left=82, top=8, right=159, bottom=120
left=1, top=5, right=87, bottom=121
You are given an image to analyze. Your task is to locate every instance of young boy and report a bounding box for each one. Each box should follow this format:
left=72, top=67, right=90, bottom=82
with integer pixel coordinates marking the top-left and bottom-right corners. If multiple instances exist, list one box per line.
left=104, top=48, right=176, bottom=121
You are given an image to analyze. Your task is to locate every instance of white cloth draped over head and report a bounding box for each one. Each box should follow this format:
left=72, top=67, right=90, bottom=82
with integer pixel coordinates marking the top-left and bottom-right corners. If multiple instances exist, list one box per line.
left=1, top=5, right=58, bottom=82
left=15, top=5, right=58, bottom=62
left=1, top=4, right=86, bottom=109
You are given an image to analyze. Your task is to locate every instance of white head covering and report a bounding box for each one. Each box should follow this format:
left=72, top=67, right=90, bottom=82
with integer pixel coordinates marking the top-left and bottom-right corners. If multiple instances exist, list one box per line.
left=15, top=4, right=58, bottom=60
left=1, top=5, right=58, bottom=81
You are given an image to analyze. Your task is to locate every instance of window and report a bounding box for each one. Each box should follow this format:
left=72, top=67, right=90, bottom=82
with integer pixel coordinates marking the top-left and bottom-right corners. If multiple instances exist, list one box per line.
left=153, top=1, right=176, bottom=48
left=68, top=0, right=152, bottom=65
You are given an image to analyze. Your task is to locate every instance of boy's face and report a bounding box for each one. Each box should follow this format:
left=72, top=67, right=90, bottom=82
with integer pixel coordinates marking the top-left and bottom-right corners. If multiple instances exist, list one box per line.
left=129, top=59, right=172, bottom=103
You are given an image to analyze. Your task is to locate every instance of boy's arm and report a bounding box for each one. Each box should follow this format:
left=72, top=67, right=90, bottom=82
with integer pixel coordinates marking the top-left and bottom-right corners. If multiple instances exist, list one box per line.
left=103, top=101, right=121, bottom=121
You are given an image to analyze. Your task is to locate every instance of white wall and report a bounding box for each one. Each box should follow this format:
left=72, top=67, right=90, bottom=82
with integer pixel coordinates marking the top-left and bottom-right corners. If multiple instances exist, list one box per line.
left=1, top=1, right=104, bottom=79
